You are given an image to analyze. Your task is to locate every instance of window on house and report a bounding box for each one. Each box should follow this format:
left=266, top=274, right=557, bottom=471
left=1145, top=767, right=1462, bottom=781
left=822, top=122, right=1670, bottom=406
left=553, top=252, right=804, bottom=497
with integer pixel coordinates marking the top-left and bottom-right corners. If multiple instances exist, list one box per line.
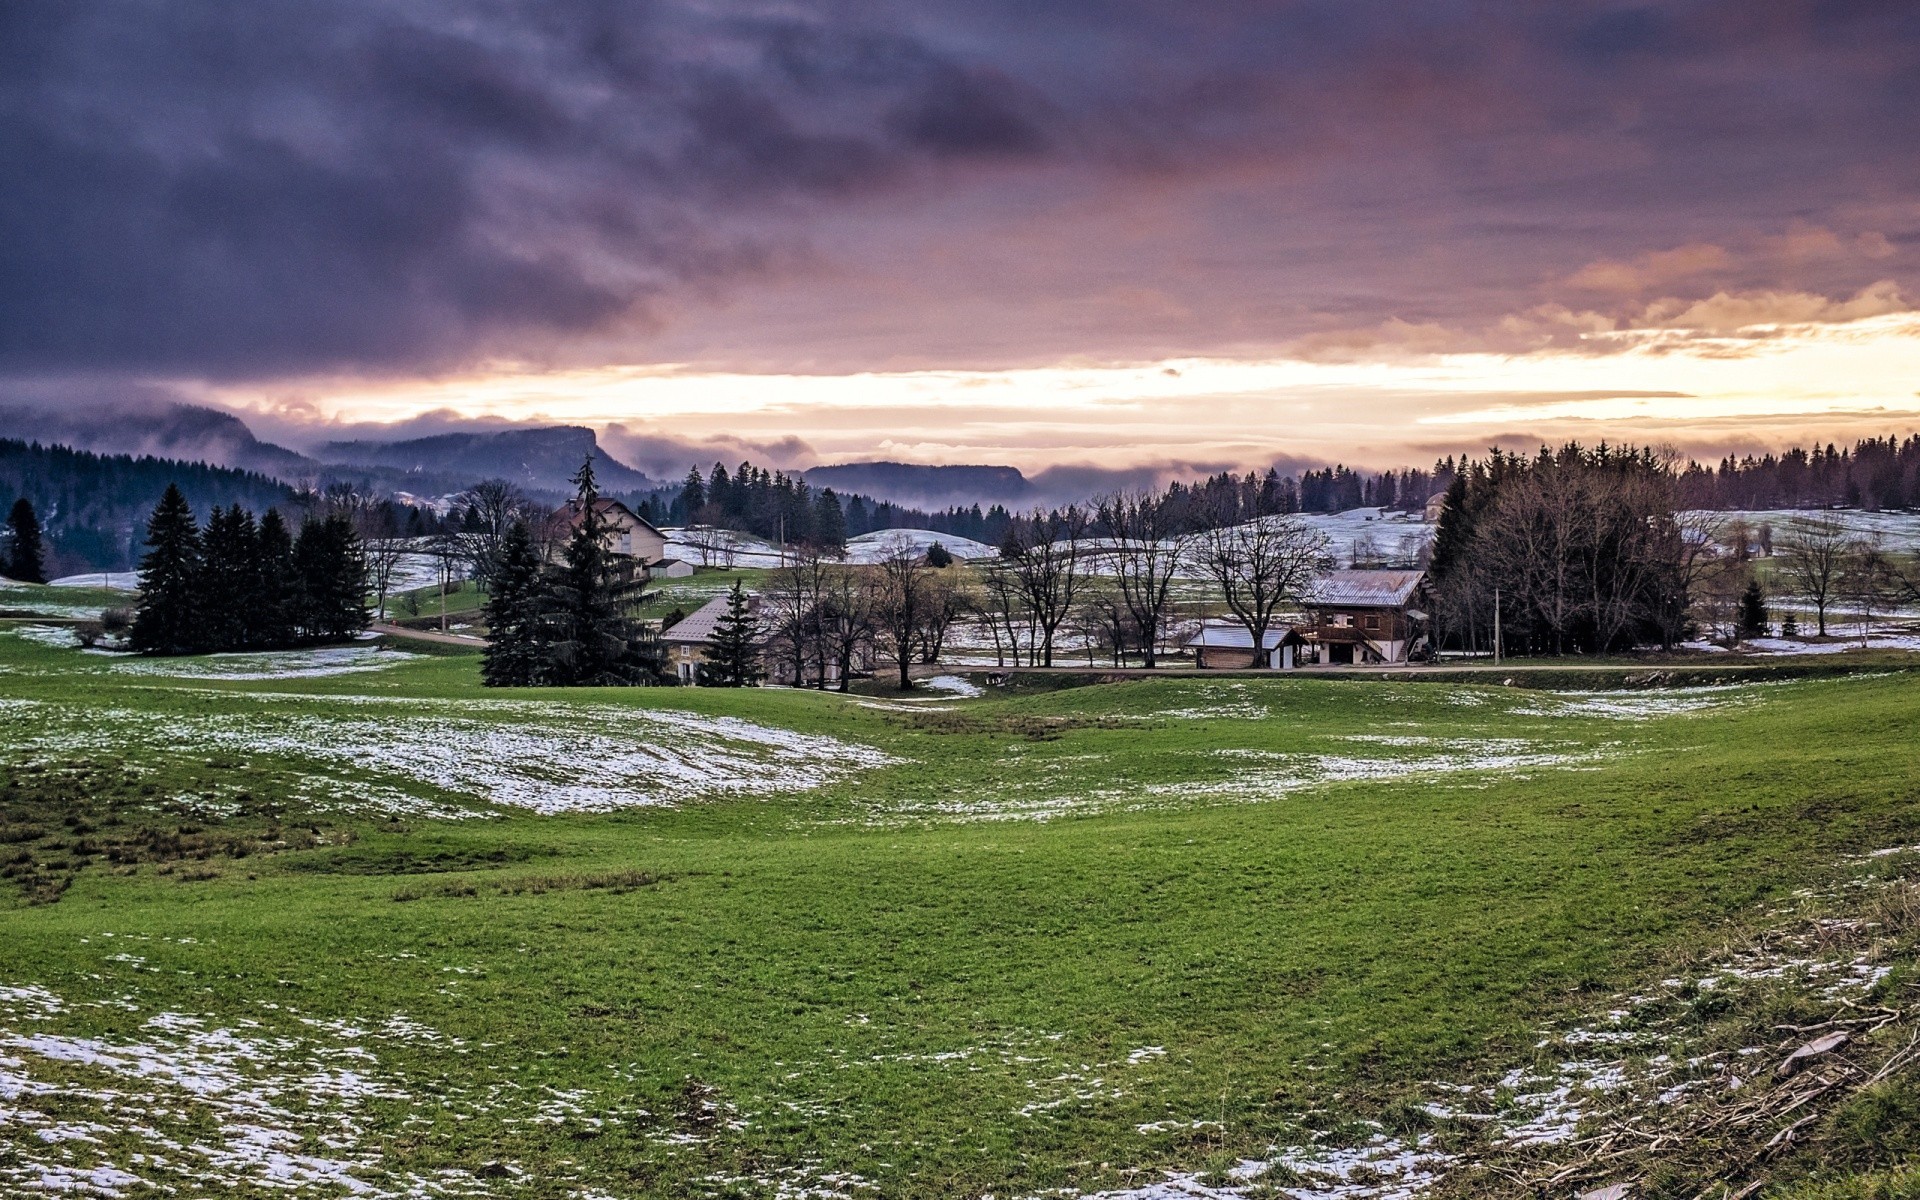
left=1364, top=615, right=1379, bottom=631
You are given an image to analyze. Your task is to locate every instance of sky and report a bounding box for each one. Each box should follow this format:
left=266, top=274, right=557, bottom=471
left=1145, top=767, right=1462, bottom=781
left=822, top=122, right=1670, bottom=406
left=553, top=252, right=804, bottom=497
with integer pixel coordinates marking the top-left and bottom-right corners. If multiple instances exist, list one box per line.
left=5, top=0, right=1920, bottom=476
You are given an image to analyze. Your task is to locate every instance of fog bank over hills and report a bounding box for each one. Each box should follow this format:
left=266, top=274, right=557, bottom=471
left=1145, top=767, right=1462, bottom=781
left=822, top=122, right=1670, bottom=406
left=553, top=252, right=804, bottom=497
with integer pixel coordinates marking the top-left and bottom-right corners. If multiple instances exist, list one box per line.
left=1, top=400, right=1225, bottom=510
left=0, top=401, right=318, bottom=480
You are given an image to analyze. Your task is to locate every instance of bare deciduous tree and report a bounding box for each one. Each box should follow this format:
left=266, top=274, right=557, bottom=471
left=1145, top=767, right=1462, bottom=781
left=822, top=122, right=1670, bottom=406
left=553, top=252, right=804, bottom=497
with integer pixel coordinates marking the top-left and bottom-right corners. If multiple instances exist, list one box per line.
left=681, top=526, right=738, bottom=569
left=1093, top=491, right=1197, bottom=668
left=1842, top=541, right=1898, bottom=647
left=764, top=546, right=831, bottom=686
left=819, top=563, right=874, bottom=692
left=872, top=537, right=931, bottom=689
left=913, top=568, right=971, bottom=664
left=452, top=479, right=532, bottom=588
left=1776, top=516, right=1855, bottom=636
left=1198, top=506, right=1329, bottom=667
left=1000, top=508, right=1087, bottom=667
left=978, top=559, right=1029, bottom=667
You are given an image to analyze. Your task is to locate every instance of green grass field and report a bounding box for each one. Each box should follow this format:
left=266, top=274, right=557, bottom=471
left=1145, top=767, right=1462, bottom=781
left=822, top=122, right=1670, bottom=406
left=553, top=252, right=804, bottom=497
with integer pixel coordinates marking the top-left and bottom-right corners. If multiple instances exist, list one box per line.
left=2, top=616, right=1919, bottom=1199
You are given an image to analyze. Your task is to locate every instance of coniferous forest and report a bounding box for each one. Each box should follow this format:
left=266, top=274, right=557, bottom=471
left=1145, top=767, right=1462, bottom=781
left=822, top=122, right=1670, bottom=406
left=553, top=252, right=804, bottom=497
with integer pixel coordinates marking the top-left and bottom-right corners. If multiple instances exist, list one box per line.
left=128, top=485, right=371, bottom=656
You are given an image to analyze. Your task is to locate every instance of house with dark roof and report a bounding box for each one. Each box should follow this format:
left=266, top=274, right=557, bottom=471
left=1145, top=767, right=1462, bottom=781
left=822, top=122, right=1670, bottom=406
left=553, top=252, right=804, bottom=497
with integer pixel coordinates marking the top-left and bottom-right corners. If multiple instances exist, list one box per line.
left=659, top=593, right=736, bottom=684
left=1300, top=569, right=1429, bottom=664
left=545, top=498, right=669, bottom=573
left=660, top=591, right=873, bottom=686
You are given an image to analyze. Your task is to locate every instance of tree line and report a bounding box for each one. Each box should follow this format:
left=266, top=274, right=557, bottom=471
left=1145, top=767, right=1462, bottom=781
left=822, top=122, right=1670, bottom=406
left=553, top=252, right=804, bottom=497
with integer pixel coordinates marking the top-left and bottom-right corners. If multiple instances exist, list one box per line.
left=129, top=484, right=371, bottom=655
left=1426, top=444, right=1920, bottom=657
left=1676, top=435, right=1920, bottom=512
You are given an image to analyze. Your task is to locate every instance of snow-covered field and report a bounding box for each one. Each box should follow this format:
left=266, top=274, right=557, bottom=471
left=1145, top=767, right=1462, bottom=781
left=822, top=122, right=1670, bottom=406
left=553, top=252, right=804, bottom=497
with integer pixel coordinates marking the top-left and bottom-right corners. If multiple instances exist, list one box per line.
left=662, top=526, right=996, bottom=568
left=0, top=694, right=899, bottom=817
left=844, top=528, right=995, bottom=562
left=1695, top=507, right=1920, bottom=551
left=48, top=572, right=139, bottom=590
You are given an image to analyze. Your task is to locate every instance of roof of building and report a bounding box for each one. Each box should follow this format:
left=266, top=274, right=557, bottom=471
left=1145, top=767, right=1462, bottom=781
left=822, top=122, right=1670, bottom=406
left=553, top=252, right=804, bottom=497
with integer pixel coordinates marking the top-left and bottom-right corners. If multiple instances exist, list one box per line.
left=1182, top=621, right=1303, bottom=650
left=660, top=593, right=739, bottom=644
left=551, top=497, right=664, bottom=537
left=1304, top=569, right=1426, bottom=608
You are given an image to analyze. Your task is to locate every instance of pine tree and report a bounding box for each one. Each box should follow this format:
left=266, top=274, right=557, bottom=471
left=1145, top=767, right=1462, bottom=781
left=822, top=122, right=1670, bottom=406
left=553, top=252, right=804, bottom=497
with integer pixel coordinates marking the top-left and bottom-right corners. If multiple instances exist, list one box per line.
left=543, top=456, right=665, bottom=686
left=811, top=489, right=847, bottom=549
left=4, top=497, right=48, bottom=583
left=1425, top=473, right=1474, bottom=583
left=677, top=468, right=706, bottom=522
left=1736, top=581, right=1769, bottom=641
left=293, top=515, right=370, bottom=643
left=703, top=581, right=763, bottom=687
left=130, top=485, right=204, bottom=655
left=199, top=505, right=260, bottom=651
left=481, top=521, right=547, bottom=687
left=254, top=509, right=298, bottom=648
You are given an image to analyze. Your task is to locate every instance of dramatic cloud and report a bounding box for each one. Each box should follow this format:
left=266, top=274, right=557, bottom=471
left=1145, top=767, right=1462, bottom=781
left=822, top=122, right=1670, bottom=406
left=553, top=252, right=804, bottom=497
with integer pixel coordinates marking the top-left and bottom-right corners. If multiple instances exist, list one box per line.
left=4, top=1, right=1920, bottom=465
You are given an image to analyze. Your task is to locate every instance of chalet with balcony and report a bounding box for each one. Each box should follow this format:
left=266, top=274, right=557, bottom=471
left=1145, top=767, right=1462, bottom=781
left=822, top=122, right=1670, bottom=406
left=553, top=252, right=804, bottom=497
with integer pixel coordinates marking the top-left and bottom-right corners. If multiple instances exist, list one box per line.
left=1301, top=569, right=1428, bottom=664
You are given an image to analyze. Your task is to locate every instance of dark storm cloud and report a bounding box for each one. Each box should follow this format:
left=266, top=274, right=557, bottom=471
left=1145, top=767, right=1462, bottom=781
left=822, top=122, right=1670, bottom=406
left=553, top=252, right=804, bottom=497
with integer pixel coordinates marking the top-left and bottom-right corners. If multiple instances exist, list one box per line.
left=3, top=0, right=1918, bottom=379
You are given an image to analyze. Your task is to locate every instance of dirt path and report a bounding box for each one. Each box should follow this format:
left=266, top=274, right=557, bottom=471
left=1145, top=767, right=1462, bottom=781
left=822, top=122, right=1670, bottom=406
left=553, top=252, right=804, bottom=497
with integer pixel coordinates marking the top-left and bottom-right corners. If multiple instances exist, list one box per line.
left=370, top=622, right=485, bottom=648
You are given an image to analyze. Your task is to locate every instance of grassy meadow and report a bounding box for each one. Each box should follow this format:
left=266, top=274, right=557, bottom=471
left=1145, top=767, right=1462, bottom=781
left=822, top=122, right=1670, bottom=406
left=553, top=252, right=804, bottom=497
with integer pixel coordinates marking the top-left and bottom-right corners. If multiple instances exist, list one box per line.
left=2, top=602, right=1920, bottom=1198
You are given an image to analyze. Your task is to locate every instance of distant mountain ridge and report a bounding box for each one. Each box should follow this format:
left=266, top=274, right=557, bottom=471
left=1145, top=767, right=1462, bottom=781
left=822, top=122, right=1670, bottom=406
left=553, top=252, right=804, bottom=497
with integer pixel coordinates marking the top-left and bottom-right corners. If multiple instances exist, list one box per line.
left=802, top=461, right=1034, bottom=510
left=317, top=427, right=657, bottom=495
left=0, top=402, right=661, bottom=499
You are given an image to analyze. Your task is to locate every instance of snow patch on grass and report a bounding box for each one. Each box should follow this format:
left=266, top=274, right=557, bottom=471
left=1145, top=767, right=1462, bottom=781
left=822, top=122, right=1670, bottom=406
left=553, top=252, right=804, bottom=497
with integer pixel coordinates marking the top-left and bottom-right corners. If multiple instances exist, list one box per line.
left=921, top=674, right=985, bottom=698
left=105, top=645, right=421, bottom=681
left=0, top=692, right=898, bottom=817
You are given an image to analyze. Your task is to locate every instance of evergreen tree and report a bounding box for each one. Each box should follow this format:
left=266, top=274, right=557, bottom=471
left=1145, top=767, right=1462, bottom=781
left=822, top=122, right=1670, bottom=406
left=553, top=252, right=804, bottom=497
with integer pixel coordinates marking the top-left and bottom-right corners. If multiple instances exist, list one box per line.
left=703, top=581, right=763, bottom=687
left=293, top=515, right=370, bottom=642
left=811, top=489, right=847, bottom=549
left=543, top=456, right=665, bottom=686
left=481, top=521, right=548, bottom=687
left=254, top=509, right=298, bottom=648
left=4, top=497, right=48, bottom=583
left=130, top=485, right=204, bottom=655
left=1425, top=473, right=1474, bottom=583
left=677, top=468, right=706, bottom=521
left=1737, top=581, right=1769, bottom=640
left=199, top=505, right=260, bottom=650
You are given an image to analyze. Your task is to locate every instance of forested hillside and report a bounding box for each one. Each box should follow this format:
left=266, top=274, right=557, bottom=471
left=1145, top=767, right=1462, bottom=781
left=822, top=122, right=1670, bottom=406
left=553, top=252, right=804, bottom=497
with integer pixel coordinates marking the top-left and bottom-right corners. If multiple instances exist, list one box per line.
left=0, top=440, right=293, bottom=574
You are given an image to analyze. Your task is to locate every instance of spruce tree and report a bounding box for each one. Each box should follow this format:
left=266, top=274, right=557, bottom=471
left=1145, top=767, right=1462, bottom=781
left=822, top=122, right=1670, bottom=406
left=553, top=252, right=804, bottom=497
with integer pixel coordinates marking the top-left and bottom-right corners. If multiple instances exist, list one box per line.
left=704, top=581, right=763, bottom=687
left=4, top=497, right=48, bottom=584
left=677, top=468, right=706, bottom=521
left=254, top=509, right=298, bottom=648
left=481, top=521, right=547, bottom=687
left=293, top=515, right=370, bottom=643
left=199, top=505, right=260, bottom=651
left=130, top=485, right=204, bottom=655
left=543, top=456, right=664, bottom=685
left=811, top=489, right=847, bottom=550
left=1737, top=581, right=1769, bottom=641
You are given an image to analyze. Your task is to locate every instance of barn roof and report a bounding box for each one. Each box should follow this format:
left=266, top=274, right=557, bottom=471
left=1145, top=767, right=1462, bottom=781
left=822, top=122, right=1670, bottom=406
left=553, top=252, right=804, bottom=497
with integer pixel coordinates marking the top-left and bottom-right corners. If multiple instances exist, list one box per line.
left=660, top=592, right=748, bottom=644
left=1182, top=621, right=1302, bottom=650
left=1304, top=569, right=1425, bottom=608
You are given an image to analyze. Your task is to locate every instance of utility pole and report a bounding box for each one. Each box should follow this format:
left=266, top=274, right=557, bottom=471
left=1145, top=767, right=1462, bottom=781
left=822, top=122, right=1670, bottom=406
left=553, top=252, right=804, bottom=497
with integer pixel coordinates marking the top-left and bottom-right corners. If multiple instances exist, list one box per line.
left=1492, top=587, right=1501, bottom=666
